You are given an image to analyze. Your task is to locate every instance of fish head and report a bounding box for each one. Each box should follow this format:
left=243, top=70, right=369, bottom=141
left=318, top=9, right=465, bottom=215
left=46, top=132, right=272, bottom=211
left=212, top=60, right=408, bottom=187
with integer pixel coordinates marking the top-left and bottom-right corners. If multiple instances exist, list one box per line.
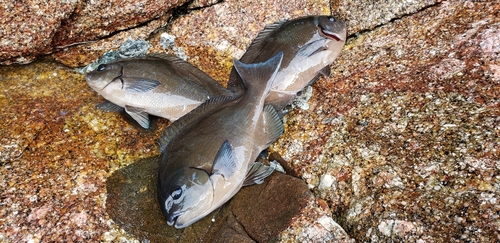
left=313, top=16, right=347, bottom=61
left=85, top=63, right=123, bottom=90
left=158, top=166, right=214, bottom=228
left=317, top=16, right=347, bottom=44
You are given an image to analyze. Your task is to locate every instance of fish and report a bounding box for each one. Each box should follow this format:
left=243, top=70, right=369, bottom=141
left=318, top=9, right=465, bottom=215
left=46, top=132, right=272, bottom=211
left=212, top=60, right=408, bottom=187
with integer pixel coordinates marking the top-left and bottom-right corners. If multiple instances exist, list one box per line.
left=85, top=53, right=231, bottom=129
left=157, top=52, right=284, bottom=229
left=227, top=15, right=347, bottom=110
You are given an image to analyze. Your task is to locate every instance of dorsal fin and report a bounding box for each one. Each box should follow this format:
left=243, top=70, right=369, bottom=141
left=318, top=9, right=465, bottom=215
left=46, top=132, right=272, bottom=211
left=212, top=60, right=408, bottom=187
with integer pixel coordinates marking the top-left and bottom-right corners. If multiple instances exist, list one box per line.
left=227, top=20, right=285, bottom=93
left=158, top=95, right=239, bottom=151
left=240, top=21, right=285, bottom=62
left=147, top=53, right=229, bottom=96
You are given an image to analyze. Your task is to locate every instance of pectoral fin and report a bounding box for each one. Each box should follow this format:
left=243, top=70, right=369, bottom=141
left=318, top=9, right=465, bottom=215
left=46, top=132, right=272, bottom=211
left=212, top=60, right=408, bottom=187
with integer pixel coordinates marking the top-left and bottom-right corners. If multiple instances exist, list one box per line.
left=122, top=77, right=160, bottom=93
left=261, top=105, right=284, bottom=147
left=243, top=161, right=278, bottom=186
left=125, top=106, right=150, bottom=129
left=212, top=140, right=238, bottom=180
left=297, top=42, right=328, bottom=58
left=96, top=101, right=124, bottom=112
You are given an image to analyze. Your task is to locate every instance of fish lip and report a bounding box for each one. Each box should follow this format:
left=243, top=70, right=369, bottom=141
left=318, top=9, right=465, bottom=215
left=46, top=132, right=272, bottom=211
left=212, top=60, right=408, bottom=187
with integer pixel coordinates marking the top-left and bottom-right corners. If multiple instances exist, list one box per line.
left=321, top=29, right=344, bottom=42
left=166, top=210, right=183, bottom=227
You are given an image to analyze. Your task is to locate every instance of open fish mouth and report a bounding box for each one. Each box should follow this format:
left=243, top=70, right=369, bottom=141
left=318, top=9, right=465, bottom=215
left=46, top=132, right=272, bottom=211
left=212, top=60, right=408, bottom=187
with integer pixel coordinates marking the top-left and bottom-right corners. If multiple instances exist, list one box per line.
left=321, top=29, right=343, bottom=42
left=166, top=211, right=183, bottom=226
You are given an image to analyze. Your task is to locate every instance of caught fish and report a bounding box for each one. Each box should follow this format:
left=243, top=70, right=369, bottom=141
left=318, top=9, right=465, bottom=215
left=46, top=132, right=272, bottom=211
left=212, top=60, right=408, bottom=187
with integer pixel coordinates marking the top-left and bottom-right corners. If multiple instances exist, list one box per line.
left=157, top=52, right=284, bottom=228
left=228, top=15, right=347, bottom=110
left=85, top=53, right=231, bottom=129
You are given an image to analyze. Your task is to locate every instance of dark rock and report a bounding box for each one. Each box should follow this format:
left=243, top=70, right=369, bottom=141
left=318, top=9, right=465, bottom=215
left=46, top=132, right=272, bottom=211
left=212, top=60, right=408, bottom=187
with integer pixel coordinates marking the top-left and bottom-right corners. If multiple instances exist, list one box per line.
left=229, top=172, right=312, bottom=242
left=106, top=157, right=312, bottom=242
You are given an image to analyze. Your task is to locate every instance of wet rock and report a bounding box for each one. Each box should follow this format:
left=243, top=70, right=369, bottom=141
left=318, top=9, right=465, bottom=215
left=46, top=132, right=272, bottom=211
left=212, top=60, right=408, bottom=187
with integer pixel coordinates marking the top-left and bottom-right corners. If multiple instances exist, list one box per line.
left=272, top=1, right=500, bottom=242
left=2, top=0, right=499, bottom=242
left=229, top=172, right=312, bottom=242
left=1, top=0, right=439, bottom=67
left=0, top=59, right=166, bottom=242
left=106, top=157, right=313, bottom=242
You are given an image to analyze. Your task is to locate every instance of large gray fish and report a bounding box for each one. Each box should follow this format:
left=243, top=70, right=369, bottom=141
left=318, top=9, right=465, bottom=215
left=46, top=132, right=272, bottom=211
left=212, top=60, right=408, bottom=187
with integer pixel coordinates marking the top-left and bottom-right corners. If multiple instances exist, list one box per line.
left=85, top=53, right=231, bottom=129
left=228, top=15, right=347, bottom=110
left=157, top=52, right=284, bottom=228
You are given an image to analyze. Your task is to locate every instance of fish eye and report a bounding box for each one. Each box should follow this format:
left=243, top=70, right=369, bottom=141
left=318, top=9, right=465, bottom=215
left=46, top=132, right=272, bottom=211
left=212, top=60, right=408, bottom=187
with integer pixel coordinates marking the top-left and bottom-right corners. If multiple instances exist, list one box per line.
left=329, top=17, right=336, bottom=22
left=97, top=64, right=107, bottom=71
left=171, top=186, right=183, bottom=200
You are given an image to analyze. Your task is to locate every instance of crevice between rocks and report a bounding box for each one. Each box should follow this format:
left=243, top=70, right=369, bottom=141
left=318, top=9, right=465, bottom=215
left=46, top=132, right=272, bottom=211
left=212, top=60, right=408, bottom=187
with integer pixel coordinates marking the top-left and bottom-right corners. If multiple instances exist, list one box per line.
left=346, top=1, right=443, bottom=40
left=55, top=0, right=226, bottom=50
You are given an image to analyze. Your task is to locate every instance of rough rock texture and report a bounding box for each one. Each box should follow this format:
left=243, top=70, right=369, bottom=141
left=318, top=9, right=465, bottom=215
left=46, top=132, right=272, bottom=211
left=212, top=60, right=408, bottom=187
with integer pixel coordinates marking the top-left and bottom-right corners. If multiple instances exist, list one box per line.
left=0, top=0, right=440, bottom=67
left=272, top=1, right=500, bottom=242
left=0, top=0, right=186, bottom=65
left=0, top=58, right=168, bottom=242
left=0, top=1, right=78, bottom=64
left=333, top=0, right=439, bottom=34
left=1, top=0, right=499, bottom=242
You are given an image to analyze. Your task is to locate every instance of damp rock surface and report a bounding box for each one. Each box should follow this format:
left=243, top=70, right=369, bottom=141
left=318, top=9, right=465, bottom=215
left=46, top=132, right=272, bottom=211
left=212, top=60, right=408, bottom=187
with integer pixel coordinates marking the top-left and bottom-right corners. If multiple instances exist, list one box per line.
left=105, top=157, right=315, bottom=242
left=1, top=0, right=499, bottom=242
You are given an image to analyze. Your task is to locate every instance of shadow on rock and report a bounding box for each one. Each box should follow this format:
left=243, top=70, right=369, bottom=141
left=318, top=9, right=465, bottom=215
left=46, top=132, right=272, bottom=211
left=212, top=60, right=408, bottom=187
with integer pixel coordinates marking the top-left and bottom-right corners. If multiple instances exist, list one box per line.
left=106, top=156, right=312, bottom=242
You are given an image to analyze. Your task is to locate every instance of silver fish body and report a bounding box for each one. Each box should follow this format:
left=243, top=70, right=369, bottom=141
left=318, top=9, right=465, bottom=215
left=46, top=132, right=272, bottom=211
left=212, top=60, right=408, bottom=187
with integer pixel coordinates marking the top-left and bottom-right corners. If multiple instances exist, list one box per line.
left=157, top=52, right=284, bottom=228
left=228, top=15, right=347, bottom=110
left=85, top=54, right=231, bottom=129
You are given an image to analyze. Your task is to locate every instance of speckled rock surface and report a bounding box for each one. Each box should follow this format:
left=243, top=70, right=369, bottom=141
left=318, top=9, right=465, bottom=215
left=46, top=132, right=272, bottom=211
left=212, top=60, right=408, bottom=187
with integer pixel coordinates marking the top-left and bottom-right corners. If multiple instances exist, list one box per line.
left=333, top=0, right=439, bottom=34
left=272, top=1, right=500, bottom=241
left=0, top=59, right=168, bottom=242
left=1, top=0, right=499, bottom=242
left=0, top=0, right=186, bottom=65
left=1, top=0, right=438, bottom=67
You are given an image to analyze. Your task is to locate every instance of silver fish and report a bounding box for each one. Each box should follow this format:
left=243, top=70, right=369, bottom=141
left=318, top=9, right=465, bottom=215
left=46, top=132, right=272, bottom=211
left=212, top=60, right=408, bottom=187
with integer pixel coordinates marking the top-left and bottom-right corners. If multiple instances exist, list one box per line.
left=85, top=53, right=231, bottom=129
left=157, top=52, right=284, bottom=228
left=228, top=15, right=347, bottom=110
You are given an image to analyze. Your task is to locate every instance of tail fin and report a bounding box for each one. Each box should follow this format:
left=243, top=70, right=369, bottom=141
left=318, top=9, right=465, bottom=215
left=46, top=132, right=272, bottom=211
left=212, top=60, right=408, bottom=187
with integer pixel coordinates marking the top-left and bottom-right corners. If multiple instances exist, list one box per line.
left=232, top=51, right=283, bottom=96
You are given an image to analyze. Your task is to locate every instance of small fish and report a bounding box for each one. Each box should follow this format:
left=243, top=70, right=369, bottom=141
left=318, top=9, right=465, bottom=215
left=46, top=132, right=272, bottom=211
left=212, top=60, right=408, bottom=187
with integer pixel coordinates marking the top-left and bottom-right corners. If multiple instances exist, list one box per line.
left=157, top=52, right=284, bottom=228
left=228, top=15, right=347, bottom=110
left=85, top=53, right=231, bottom=129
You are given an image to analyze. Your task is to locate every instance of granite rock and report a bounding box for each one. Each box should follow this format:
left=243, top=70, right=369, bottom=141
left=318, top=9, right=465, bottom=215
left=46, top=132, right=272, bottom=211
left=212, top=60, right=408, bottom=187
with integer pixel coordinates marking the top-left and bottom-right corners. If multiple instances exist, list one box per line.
left=2, top=0, right=499, bottom=242
left=333, top=0, right=439, bottom=34
left=272, top=1, right=500, bottom=241
left=1, top=0, right=441, bottom=68
left=0, top=0, right=186, bottom=65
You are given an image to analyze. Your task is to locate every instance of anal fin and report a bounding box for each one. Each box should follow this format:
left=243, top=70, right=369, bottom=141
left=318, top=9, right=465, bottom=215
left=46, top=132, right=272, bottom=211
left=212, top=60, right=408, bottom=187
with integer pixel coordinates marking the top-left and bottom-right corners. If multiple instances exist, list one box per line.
left=125, top=106, right=150, bottom=129
left=243, top=161, right=279, bottom=186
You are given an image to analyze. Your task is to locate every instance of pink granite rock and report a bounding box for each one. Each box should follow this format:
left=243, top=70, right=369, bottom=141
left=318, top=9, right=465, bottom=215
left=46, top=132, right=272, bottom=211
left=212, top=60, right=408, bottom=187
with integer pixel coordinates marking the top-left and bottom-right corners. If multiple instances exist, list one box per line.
left=0, top=0, right=186, bottom=65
